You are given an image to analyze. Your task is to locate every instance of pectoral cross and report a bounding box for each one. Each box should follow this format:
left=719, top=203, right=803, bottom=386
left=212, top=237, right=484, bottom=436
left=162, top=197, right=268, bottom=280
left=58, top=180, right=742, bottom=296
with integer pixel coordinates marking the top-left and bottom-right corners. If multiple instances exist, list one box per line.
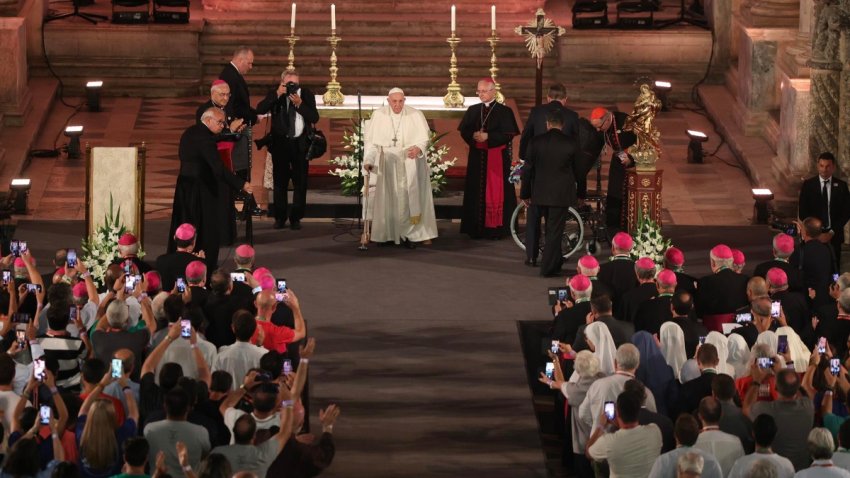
left=392, top=137, right=397, bottom=147
left=515, top=9, right=565, bottom=106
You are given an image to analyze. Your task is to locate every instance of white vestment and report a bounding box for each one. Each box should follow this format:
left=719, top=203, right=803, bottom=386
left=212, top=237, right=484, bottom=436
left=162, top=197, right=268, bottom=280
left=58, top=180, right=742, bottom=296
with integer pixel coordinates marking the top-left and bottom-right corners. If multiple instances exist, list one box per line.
left=362, top=104, right=438, bottom=243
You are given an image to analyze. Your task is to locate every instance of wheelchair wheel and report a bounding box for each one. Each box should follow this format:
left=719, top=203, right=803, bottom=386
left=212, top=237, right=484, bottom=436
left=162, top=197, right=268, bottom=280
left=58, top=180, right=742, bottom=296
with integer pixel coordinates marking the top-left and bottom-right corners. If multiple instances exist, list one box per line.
left=510, top=203, right=585, bottom=259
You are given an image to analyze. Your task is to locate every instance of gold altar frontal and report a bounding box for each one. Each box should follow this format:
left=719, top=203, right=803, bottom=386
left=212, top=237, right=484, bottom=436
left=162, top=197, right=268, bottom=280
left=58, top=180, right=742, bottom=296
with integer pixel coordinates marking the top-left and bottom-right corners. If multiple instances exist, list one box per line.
left=626, top=170, right=663, bottom=234
left=314, top=95, right=477, bottom=120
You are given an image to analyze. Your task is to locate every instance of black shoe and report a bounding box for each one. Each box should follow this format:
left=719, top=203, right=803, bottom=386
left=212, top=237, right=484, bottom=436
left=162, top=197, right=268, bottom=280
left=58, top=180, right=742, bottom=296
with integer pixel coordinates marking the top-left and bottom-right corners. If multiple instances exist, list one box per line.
left=251, top=207, right=266, bottom=217
left=524, top=259, right=538, bottom=267
left=402, top=238, right=416, bottom=249
left=290, top=221, right=302, bottom=230
left=266, top=205, right=275, bottom=218
left=273, top=221, right=286, bottom=229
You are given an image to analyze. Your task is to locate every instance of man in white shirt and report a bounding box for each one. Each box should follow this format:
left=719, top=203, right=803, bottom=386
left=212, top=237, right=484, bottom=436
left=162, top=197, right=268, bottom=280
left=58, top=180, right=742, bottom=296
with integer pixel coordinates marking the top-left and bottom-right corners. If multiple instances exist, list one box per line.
left=834, top=420, right=850, bottom=471
left=156, top=314, right=217, bottom=382
left=212, top=311, right=268, bottom=390
left=649, top=414, right=723, bottom=478
left=694, top=396, right=745, bottom=476
left=587, top=389, right=663, bottom=477
left=579, top=343, right=657, bottom=431
left=794, top=428, right=850, bottom=477
left=729, top=414, right=795, bottom=478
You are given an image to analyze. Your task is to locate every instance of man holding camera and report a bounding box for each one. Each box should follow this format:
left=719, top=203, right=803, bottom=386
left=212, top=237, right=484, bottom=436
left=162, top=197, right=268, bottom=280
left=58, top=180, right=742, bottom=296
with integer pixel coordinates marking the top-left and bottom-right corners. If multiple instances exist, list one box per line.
left=799, top=152, right=850, bottom=271
left=256, top=69, right=319, bottom=231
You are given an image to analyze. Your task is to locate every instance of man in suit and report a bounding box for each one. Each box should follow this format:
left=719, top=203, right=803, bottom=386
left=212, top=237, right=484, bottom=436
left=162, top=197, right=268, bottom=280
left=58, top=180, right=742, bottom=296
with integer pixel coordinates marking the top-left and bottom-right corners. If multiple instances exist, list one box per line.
left=590, top=107, right=636, bottom=234
left=669, top=290, right=707, bottom=358
left=673, top=343, right=719, bottom=418
left=766, top=267, right=809, bottom=333
left=753, top=233, right=805, bottom=293
left=577, top=254, right=613, bottom=299
left=553, top=274, right=593, bottom=346
left=799, top=151, right=850, bottom=269
left=598, top=232, right=639, bottom=317
left=156, top=223, right=201, bottom=291
left=664, top=247, right=697, bottom=296
left=635, top=269, right=677, bottom=335
left=256, top=69, right=320, bottom=231
left=791, top=217, right=837, bottom=309
left=520, top=110, right=578, bottom=276
left=574, top=295, right=634, bottom=350
left=620, top=257, right=659, bottom=323
left=518, top=85, right=579, bottom=267
left=695, top=244, right=749, bottom=332
left=218, top=47, right=257, bottom=184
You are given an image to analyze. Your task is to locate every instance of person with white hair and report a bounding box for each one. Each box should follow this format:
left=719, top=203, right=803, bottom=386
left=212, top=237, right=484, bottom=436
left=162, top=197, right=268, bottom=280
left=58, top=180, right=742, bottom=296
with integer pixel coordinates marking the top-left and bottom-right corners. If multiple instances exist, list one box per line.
left=660, top=321, right=687, bottom=382
left=794, top=428, right=850, bottom=477
left=362, top=87, right=438, bottom=247
left=579, top=343, right=657, bottom=431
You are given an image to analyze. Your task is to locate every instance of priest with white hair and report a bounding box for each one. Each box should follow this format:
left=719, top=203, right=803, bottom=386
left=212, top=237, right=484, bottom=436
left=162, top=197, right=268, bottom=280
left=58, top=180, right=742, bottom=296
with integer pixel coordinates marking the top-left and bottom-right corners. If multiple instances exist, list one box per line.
left=363, top=87, right=438, bottom=247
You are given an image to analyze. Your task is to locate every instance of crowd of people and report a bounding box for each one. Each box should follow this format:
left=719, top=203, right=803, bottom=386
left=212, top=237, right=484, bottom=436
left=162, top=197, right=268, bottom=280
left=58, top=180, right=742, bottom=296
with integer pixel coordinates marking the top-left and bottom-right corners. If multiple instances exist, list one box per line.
left=0, top=222, right=336, bottom=478
left=541, top=226, right=849, bottom=477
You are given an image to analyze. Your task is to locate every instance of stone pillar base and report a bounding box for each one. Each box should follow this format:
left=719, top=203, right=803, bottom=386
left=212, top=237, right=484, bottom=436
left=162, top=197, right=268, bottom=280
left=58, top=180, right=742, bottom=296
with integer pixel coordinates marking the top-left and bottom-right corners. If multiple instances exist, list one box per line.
left=625, top=170, right=663, bottom=235
left=775, top=73, right=812, bottom=182
left=0, top=17, right=29, bottom=126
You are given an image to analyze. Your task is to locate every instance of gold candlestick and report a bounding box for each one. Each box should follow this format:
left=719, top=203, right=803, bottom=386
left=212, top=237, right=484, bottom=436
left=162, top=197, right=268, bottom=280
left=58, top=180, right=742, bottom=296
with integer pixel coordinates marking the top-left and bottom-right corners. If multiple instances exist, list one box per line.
left=443, top=33, right=464, bottom=108
left=322, top=30, right=345, bottom=106
left=487, top=31, right=505, bottom=104
left=286, top=28, right=299, bottom=70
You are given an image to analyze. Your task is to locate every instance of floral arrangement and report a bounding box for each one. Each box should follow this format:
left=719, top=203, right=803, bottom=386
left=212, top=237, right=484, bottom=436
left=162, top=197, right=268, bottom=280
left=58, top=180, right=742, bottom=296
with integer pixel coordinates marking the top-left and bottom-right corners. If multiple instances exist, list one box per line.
left=80, top=195, right=144, bottom=287
left=329, top=122, right=457, bottom=196
left=630, top=212, right=672, bottom=266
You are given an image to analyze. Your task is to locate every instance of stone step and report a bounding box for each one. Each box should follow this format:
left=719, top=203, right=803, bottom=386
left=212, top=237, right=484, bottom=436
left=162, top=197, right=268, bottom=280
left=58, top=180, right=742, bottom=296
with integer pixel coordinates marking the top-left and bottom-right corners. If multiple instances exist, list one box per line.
left=204, top=0, right=544, bottom=14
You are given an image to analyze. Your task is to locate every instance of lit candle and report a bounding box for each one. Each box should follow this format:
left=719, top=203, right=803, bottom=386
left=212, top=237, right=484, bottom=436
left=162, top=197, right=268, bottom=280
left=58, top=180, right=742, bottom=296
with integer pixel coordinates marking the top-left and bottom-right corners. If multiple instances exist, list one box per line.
left=451, top=5, right=456, bottom=32
left=491, top=5, right=496, bottom=31
left=331, top=4, right=336, bottom=31
left=290, top=3, right=296, bottom=29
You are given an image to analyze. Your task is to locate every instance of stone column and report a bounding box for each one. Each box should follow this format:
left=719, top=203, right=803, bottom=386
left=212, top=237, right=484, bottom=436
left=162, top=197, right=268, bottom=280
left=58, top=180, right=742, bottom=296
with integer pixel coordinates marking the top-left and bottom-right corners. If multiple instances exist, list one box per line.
left=0, top=17, right=31, bottom=126
left=741, top=0, right=801, bottom=26
left=808, top=63, right=840, bottom=161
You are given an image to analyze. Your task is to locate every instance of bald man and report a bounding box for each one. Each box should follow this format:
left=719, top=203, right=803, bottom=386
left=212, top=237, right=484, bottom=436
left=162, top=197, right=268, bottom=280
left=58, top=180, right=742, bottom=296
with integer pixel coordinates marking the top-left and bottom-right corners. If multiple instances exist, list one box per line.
left=253, top=289, right=306, bottom=353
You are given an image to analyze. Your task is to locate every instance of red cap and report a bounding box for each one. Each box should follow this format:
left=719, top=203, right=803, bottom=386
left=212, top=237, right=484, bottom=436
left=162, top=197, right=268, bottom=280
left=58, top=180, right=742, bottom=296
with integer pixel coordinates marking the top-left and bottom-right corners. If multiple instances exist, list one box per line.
left=145, top=271, right=161, bottom=293
left=774, top=233, right=794, bottom=254
left=710, top=244, right=733, bottom=260
left=185, top=260, right=206, bottom=281
left=578, top=255, right=599, bottom=269
left=259, top=274, right=275, bottom=290
left=253, top=267, right=271, bottom=280
left=590, top=107, right=608, bottom=121
left=72, top=281, right=88, bottom=298
left=664, top=247, right=684, bottom=267
left=569, top=274, right=592, bottom=292
left=212, top=79, right=227, bottom=87
left=732, top=249, right=745, bottom=266
left=236, top=244, right=255, bottom=257
left=478, top=77, right=495, bottom=85
left=118, top=233, right=137, bottom=246
left=767, top=267, right=788, bottom=287
left=175, top=223, right=196, bottom=241
left=612, top=232, right=634, bottom=251
left=13, top=257, right=34, bottom=268
left=635, top=257, right=655, bottom=271
left=657, top=269, right=677, bottom=287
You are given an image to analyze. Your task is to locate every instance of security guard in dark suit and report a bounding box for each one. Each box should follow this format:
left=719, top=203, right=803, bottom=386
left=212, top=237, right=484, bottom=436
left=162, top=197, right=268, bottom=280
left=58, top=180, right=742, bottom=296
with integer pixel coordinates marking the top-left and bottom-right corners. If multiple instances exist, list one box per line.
left=520, top=110, right=579, bottom=277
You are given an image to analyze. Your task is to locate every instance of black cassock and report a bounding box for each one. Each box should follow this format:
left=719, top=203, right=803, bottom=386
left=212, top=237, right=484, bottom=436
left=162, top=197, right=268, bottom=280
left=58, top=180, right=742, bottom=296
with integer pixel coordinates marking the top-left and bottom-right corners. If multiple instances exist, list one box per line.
left=458, top=102, right=519, bottom=239
left=167, top=123, right=245, bottom=273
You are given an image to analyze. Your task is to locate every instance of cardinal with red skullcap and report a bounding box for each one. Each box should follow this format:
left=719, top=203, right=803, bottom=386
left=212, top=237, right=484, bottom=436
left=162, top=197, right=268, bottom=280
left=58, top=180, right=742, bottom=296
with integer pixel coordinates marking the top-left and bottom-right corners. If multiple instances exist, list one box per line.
left=458, top=78, right=520, bottom=239
left=588, top=106, right=637, bottom=233
left=695, top=244, right=750, bottom=332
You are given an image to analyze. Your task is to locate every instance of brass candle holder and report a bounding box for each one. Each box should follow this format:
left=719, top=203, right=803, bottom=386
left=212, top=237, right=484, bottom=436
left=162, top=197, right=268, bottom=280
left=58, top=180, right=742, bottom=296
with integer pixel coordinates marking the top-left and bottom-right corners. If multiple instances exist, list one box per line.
left=286, top=28, right=299, bottom=70
left=443, top=32, right=464, bottom=108
left=322, top=30, right=345, bottom=106
left=487, top=30, right=505, bottom=104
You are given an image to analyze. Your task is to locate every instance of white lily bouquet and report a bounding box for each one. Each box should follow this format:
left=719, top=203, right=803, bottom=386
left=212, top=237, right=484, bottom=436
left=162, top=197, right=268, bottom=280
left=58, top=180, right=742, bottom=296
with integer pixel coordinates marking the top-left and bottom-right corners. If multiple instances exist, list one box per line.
left=630, top=213, right=672, bottom=267
left=81, top=195, right=144, bottom=287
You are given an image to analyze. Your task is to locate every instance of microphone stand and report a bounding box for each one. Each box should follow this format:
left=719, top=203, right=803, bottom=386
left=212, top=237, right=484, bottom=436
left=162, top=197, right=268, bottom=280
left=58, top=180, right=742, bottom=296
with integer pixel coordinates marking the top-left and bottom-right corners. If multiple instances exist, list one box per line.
left=355, top=90, right=365, bottom=229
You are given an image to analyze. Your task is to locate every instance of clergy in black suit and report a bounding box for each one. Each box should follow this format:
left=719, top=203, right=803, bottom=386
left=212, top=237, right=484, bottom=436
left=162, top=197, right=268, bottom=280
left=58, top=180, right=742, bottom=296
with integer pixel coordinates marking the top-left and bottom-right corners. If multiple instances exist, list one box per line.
left=590, top=108, right=636, bottom=233
left=634, top=270, right=677, bottom=335
left=798, top=152, right=850, bottom=268
left=766, top=268, right=810, bottom=332
left=459, top=79, right=520, bottom=239
left=620, top=258, right=659, bottom=323
left=256, top=70, right=320, bottom=230
left=695, top=245, right=749, bottom=331
left=573, top=296, right=634, bottom=350
left=518, top=84, right=579, bottom=266
left=218, top=48, right=257, bottom=178
left=167, top=109, right=251, bottom=272
left=672, top=343, right=719, bottom=419
left=598, top=232, right=639, bottom=317
left=752, top=233, right=805, bottom=293
left=520, top=111, right=579, bottom=276
left=663, top=247, right=697, bottom=296
left=155, top=224, right=200, bottom=291
left=790, top=217, right=837, bottom=309
left=552, top=274, right=594, bottom=345
left=669, top=290, right=707, bottom=358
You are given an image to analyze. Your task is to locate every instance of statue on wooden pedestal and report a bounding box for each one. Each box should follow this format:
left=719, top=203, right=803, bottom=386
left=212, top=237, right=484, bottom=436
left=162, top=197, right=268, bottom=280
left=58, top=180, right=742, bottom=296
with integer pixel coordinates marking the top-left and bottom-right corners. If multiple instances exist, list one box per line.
left=623, top=83, right=663, bottom=171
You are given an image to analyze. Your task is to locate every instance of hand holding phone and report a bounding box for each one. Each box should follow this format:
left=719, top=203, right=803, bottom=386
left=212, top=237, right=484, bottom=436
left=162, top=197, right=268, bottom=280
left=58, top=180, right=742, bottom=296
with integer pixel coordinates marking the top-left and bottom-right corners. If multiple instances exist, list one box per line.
left=180, top=319, right=191, bottom=339
left=604, top=401, right=616, bottom=421
left=111, top=358, right=123, bottom=378
left=33, top=359, right=45, bottom=381
left=67, top=249, right=77, bottom=268
left=39, top=405, right=51, bottom=425
left=175, top=277, right=186, bottom=293
left=818, top=337, right=828, bottom=354
left=830, top=358, right=841, bottom=376
left=544, top=362, right=555, bottom=381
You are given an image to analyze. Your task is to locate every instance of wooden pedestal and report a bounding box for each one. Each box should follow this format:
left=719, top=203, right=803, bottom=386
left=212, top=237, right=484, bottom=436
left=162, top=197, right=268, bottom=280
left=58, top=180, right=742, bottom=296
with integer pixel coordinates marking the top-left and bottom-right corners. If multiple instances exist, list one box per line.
left=625, top=169, right=663, bottom=234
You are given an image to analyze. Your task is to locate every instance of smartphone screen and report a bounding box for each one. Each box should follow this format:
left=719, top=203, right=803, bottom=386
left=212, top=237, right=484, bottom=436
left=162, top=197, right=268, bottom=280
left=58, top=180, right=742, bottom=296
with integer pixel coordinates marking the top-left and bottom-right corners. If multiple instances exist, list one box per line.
left=777, top=335, right=788, bottom=354
left=124, top=275, right=136, bottom=294
left=604, top=401, right=615, bottom=420
left=771, top=301, right=781, bottom=318
left=69, top=306, right=77, bottom=322
left=545, top=362, right=555, bottom=380
left=550, top=340, right=559, bottom=354
left=111, top=358, right=123, bottom=378
left=26, top=283, right=41, bottom=293
left=757, top=357, right=774, bottom=369
left=1, top=270, right=9, bottom=285
left=67, top=249, right=77, bottom=268
left=819, top=337, right=828, bottom=354
left=557, top=289, right=567, bottom=302
left=13, top=313, right=29, bottom=324
left=230, top=272, right=245, bottom=283
left=736, top=313, right=752, bottom=323
left=699, top=336, right=706, bottom=345
left=282, top=359, right=292, bottom=376
left=277, top=279, right=287, bottom=293
left=39, top=405, right=50, bottom=425
left=19, top=242, right=27, bottom=255
left=15, top=329, right=26, bottom=348
left=831, top=358, right=841, bottom=376
left=180, top=319, right=191, bottom=338
left=9, top=240, right=19, bottom=256
left=176, top=277, right=186, bottom=293
left=834, top=273, right=840, bottom=283
left=33, top=359, right=45, bottom=381
left=123, top=259, right=132, bottom=276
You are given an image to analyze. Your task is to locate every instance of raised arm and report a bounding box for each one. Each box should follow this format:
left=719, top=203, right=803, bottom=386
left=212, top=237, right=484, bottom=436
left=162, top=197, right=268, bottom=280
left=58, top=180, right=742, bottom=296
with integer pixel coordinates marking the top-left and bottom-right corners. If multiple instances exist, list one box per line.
left=284, top=289, right=306, bottom=342
left=219, top=371, right=257, bottom=417
left=189, top=327, right=211, bottom=387
left=118, top=374, right=139, bottom=425
left=80, top=372, right=113, bottom=417
left=44, top=371, right=68, bottom=434
left=12, top=377, right=36, bottom=433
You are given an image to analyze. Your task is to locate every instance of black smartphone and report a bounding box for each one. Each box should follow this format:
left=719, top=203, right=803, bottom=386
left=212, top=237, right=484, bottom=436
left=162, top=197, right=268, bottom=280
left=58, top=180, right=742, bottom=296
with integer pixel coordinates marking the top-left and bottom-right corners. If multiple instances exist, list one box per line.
left=175, top=277, right=186, bottom=293
left=19, top=242, right=27, bottom=255
left=1, top=270, right=9, bottom=285
left=819, top=336, right=828, bottom=354
left=25, top=283, right=41, bottom=293
left=777, top=335, right=788, bottom=354
left=180, top=319, right=191, bottom=339
left=9, top=240, right=19, bottom=257
left=111, top=358, right=123, bottom=378
left=604, top=401, right=615, bottom=420
left=124, top=274, right=136, bottom=294
left=39, top=405, right=51, bottom=425
left=831, top=358, right=841, bottom=376
left=276, top=279, right=287, bottom=293
left=230, top=272, right=245, bottom=283
left=69, top=306, right=77, bottom=323
left=13, top=313, right=29, bottom=324
left=771, top=301, right=781, bottom=318
left=282, top=359, right=292, bottom=376
left=15, top=329, right=26, bottom=349
left=66, top=248, right=77, bottom=268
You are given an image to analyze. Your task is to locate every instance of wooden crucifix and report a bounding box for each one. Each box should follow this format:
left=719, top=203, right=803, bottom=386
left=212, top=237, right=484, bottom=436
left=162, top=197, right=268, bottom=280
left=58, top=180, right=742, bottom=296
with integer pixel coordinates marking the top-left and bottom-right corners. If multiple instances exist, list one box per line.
left=515, top=9, right=566, bottom=106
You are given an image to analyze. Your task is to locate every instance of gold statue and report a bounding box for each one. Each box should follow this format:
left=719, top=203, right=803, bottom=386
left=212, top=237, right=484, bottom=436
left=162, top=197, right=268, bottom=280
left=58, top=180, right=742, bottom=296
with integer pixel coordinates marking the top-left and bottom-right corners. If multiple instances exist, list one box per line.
left=624, top=83, right=663, bottom=170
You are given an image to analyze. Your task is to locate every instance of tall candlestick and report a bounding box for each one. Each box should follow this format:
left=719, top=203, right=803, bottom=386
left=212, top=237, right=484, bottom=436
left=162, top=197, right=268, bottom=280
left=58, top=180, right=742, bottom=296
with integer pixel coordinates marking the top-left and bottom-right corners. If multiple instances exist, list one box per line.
left=451, top=5, right=456, bottom=32
left=331, top=4, right=336, bottom=31
left=491, top=5, right=495, bottom=31
left=290, top=3, right=296, bottom=29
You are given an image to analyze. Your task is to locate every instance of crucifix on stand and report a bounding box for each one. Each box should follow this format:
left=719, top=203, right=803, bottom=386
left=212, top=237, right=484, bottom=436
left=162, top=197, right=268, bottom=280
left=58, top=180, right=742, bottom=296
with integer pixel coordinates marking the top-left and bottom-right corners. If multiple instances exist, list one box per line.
left=515, top=9, right=566, bottom=106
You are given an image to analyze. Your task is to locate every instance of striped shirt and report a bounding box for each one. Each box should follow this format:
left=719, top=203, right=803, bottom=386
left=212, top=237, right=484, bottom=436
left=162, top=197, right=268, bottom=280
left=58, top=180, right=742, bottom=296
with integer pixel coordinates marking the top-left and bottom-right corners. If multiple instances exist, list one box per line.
left=38, top=334, right=86, bottom=389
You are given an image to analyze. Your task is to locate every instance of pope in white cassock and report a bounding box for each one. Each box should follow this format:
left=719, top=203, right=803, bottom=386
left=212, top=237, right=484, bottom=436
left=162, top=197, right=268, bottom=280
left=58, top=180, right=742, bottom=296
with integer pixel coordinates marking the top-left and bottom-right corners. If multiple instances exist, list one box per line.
left=363, top=88, right=438, bottom=245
